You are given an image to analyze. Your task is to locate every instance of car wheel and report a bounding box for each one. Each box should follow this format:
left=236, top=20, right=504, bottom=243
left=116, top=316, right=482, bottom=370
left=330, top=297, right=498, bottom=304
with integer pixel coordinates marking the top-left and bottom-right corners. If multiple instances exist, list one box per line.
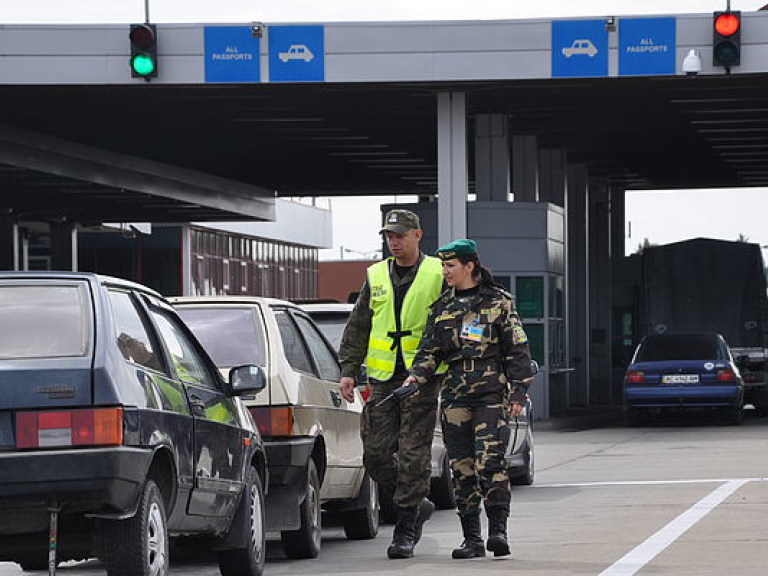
left=728, top=406, right=745, bottom=426
left=510, top=427, right=535, bottom=486
left=281, top=459, right=322, bottom=559
left=430, top=453, right=456, bottom=509
left=377, top=486, right=398, bottom=524
left=18, top=557, right=53, bottom=571
left=342, top=473, right=379, bottom=540
left=102, top=478, right=169, bottom=576
left=218, top=466, right=266, bottom=576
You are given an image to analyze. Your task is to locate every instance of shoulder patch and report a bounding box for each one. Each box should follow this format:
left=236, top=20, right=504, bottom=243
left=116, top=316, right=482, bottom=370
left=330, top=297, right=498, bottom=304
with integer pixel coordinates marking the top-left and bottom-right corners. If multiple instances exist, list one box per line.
left=512, top=324, right=528, bottom=345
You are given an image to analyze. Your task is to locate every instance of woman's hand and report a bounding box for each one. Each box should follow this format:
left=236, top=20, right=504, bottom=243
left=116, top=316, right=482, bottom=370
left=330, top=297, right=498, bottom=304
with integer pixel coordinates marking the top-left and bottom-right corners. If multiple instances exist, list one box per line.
left=509, top=401, right=525, bottom=417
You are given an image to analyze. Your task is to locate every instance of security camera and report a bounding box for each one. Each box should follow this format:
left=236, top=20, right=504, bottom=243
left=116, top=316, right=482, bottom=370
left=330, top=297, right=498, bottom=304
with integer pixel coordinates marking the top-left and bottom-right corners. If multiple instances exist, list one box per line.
left=682, top=49, right=702, bottom=76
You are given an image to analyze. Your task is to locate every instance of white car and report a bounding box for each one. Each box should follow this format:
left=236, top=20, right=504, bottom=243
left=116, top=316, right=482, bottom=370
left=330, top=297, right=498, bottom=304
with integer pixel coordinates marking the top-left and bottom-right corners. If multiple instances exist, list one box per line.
left=562, top=39, right=598, bottom=58
left=171, top=296, right=378, bottom=559
left=278, top=44, right=314, bottom=62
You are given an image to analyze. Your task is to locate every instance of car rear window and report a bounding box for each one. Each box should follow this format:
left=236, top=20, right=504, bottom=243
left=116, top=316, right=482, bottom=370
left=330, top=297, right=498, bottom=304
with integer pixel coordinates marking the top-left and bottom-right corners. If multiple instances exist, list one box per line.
left=635, top=335, right=721, bottom=362
left=0, top=283, right=91, bottom=359
left=176, top=306, right=266, bottom=368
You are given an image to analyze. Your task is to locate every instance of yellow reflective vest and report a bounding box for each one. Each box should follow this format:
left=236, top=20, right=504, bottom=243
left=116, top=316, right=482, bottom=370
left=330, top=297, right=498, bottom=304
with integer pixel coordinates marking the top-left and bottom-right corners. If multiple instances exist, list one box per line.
left=366, top=256, right=445, bottom=380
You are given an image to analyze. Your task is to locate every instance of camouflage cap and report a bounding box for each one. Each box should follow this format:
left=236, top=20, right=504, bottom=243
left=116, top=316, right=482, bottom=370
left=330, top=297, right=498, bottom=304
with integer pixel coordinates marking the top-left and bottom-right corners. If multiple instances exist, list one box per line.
left=436, top=238, right=478, bottom=260
left=380, top=209, right=421, bottom=234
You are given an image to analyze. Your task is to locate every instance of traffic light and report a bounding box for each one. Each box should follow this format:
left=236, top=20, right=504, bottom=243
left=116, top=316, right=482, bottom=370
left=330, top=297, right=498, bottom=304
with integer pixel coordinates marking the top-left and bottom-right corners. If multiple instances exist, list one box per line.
left=713, top=11, right=741, bottom=68
left=129, top=24, right=158, bottom=79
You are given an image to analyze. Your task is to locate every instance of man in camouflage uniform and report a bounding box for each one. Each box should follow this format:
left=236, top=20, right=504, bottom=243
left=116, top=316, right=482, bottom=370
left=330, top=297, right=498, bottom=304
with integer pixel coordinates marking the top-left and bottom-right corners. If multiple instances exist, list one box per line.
left=338, top=209, right=446, bottom=559
left=403, top=238, right=534, bottom=559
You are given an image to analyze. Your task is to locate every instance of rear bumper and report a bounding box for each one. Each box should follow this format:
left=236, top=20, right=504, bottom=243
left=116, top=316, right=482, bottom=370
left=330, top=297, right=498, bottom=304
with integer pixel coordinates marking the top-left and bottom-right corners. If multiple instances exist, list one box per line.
left=625, top=385, right=743, bottom=408
left=0, top=446, right=152, bottom=522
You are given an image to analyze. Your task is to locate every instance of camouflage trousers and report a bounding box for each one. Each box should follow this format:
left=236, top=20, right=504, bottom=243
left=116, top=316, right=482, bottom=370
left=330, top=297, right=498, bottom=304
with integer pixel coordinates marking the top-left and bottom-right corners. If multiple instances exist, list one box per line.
left=360, top=373, right=438, bottom=509
left=441, top=390, right=511, bottom=517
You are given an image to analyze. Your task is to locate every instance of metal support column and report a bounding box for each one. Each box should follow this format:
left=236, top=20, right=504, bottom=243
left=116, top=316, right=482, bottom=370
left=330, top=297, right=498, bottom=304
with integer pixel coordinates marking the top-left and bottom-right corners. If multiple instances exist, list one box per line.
left=474, top=113, right=509, bottom=203
left=437, top=92, right=468, bottom=245
left=567, top=164, right=589, bottom=406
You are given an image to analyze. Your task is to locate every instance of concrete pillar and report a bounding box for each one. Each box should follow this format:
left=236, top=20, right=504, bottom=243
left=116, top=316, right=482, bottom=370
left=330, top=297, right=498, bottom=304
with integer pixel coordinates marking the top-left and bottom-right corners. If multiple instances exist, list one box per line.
left=437, top=92, right=468, bottom=245
left=610, top=186, right=626, bottom=261
left=0, top=215, right=18, bottom=271
left=567, top=164, right=589, bottom=406
left=539, top=149, right=568, bottom=208
left=474, top=113, right=509, bottom=203
left=588, top=179, right=612, bottom=405
left=512, top=135, right=539, bottom=202
left=50, top=222, right=78, bottom=271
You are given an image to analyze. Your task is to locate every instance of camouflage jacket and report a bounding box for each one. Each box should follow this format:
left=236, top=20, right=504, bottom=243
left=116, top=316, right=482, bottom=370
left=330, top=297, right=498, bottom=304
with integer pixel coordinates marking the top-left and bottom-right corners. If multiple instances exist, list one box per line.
left=409, top=283, right=533, bottom=402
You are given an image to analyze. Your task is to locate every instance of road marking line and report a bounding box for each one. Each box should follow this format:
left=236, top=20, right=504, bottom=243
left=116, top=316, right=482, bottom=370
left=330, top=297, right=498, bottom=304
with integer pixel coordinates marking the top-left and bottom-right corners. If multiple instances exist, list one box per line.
left=537, top=477, right=764, bottom=488
left=597, top=479, right=751, bottom=576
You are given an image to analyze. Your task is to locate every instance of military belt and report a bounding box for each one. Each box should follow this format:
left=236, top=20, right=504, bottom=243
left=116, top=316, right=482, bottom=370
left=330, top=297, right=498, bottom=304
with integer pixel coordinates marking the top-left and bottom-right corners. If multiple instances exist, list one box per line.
left=451, top=358, right=501, bottom=372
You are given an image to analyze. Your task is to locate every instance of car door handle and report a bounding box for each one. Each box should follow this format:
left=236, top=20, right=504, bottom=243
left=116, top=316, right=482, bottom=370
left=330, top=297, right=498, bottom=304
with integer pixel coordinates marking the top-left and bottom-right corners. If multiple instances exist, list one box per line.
left=330, top=389, right=343, bottom=407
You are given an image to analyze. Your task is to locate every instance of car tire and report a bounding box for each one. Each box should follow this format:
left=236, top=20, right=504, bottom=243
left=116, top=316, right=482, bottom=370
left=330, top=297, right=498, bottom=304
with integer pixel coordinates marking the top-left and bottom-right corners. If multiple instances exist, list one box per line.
left=342, top=473, right=379, bottom=540
left=510, top=427, right=535, bottom=486
left=377, top=487, right=398, bottom=524
left=281, top=459, right=322, bottom=559
left=728, top=406, right=745, bottom=426
left=102, top=478, right=169, bottom=576
left=218, top=466, right=266, bottom=576
left=430, top=453, right=456, bottom=509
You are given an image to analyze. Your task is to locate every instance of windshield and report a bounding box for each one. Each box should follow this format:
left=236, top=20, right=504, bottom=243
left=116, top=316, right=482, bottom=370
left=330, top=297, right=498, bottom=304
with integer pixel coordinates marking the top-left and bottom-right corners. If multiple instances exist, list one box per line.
left=635, top=334, right=721, bottom=362
left=0, top=283, right=91, bottom=360
left=176, top=306, right=266, bottom=368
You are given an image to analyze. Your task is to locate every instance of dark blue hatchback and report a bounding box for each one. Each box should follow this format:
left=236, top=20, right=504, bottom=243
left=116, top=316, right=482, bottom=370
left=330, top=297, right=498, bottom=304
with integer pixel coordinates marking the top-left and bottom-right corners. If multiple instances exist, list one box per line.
left=623, top=333, right=745, bottom=425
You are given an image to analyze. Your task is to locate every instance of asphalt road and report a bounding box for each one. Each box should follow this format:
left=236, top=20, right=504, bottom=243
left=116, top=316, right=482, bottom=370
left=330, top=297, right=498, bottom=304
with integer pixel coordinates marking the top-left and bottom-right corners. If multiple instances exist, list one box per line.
left=3, top=410, right=767, bottom=576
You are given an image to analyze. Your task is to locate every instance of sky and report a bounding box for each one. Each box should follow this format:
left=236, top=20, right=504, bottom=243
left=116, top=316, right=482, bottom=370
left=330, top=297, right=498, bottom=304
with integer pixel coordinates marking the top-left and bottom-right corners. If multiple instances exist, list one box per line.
left=3, top=1, right=768, bottom=262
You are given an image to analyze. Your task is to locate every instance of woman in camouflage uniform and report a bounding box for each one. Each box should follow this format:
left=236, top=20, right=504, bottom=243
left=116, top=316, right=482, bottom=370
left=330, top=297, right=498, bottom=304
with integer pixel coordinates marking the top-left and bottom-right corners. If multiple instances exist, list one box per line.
left=402, top=238, right=534, bottom=559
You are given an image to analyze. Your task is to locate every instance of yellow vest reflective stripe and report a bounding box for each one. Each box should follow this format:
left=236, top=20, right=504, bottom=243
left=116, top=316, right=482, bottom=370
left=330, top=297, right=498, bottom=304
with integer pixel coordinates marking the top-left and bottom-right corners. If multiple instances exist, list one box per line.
left=366, top=257, right=445, bottom=380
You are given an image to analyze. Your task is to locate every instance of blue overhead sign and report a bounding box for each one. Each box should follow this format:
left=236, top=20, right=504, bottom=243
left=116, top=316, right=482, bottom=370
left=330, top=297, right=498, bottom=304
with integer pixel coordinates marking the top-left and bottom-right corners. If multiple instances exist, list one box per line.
left=204, top=26, right=260, bottom=83
left=552, top=20, right=608, bottom=78
left=269, top=26, right=324, bottom=82
left=619, top=18, right=676, bottom=76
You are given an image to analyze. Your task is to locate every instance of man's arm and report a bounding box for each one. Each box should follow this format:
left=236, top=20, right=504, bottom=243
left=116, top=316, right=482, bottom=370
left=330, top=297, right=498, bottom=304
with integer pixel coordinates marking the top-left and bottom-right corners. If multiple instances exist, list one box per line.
left=338, top=279, right=373, bottom=379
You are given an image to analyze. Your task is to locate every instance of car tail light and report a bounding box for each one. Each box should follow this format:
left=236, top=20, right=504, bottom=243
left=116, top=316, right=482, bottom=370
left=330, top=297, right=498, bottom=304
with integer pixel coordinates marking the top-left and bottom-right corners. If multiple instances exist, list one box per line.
left=716, top=369, right=737, bottom=382
left=16, top=407, right=123, bottom=449
left=743, top=372, right=764, bottom=383
left=249, top=406, right=294, bottom=436
left=624, top=370, right=645, bottom=384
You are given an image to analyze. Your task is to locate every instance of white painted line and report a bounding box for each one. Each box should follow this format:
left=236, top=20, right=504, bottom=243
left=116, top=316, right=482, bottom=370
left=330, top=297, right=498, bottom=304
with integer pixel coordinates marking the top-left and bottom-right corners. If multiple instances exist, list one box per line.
left=597, top=479, right=751, bottom=576
left=537, top=477, right=765, bottom=489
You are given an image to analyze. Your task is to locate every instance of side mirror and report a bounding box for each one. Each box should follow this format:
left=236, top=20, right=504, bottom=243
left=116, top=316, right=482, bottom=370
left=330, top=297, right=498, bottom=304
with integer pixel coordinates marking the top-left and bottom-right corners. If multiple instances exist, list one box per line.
left=229, top=364, right=267, bottom=395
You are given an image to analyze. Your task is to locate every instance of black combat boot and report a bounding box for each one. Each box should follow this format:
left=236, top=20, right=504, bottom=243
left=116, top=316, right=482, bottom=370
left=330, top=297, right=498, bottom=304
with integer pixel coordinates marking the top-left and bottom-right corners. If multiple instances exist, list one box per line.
left=451, top=514, right=486, bottom=559
left=387, top=507, right=417, bottom=559
left=412, top=498, right=435, bottom=545
left=485, top=508, right=511, bottom=557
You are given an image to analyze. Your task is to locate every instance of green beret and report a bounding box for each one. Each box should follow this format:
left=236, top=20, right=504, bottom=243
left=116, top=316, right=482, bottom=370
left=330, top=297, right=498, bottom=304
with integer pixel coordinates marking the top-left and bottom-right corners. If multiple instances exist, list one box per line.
left=436, top=238, right=478, bottom=260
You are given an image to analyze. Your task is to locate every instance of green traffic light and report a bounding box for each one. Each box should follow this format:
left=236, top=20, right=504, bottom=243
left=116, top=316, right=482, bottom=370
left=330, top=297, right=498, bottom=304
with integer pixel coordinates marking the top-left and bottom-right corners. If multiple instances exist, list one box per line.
left=131, top=53, right=156, bottom=77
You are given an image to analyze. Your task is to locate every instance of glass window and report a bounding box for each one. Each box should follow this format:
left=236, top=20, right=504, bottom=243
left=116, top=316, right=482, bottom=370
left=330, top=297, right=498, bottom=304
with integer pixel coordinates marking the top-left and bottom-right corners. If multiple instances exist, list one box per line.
left=293, top=313, right=341, bottom=382
left=275, top=310, right=314, bottom=374
left=109, top=290, right=164, bottom=373
left=525, top=323, right=545, bottom=365
left=150, top=309, right=216, bottom=387
left=636, top=334, right=721, bottom=362
left=176, top=306, right=266, bottom=368
left=0, top=283, right=91, bottom=360
left=516, top=276, right=544, bottom=319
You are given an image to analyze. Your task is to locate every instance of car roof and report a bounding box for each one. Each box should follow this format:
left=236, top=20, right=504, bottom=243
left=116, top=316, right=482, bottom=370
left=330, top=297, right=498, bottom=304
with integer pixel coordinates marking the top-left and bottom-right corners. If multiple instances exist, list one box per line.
left=169, top=294, right=301, bottom=309
left=299, top=302, right=354, bottom=313
left=0, top=270, right=163, bottom=298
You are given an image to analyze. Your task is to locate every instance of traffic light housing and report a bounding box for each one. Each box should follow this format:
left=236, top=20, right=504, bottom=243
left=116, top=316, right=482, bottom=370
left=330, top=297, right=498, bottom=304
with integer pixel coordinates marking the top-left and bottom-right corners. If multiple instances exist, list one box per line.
left=129, top=24, right=158, bottom=79
left=713, top=11, right=741, bottom=68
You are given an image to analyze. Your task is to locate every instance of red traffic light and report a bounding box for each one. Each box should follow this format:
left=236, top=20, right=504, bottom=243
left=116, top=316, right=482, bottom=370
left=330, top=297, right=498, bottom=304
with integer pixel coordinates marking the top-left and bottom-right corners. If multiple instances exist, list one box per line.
left=714, top=11, right=740, bottom=37
left=129, top=24, right=156, bottom=50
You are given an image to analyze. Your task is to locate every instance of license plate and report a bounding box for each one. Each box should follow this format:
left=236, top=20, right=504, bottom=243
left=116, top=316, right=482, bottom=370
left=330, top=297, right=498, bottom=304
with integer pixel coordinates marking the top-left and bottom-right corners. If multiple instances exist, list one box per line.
left=661, top=374, right=699, bottom=384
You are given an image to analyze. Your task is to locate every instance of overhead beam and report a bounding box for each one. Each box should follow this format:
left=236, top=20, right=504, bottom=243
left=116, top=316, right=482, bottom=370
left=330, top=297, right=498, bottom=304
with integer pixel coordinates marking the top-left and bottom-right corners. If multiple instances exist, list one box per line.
left=0, top=124, right=275, bottom=222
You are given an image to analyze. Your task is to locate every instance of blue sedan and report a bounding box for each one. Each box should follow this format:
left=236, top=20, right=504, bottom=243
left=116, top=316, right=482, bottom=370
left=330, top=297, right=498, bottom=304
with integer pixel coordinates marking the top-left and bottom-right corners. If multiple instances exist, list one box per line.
left=623, top=333, right=744, bottom=425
